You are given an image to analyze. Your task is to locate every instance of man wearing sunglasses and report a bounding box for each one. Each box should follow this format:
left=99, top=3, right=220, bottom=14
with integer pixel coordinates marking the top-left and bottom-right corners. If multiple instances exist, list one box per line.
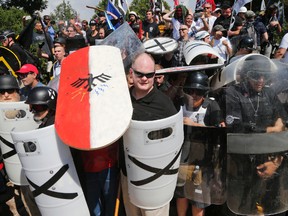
left=121, top=53, right=177, bottom=216
left=0, top=75, right=21, bottom=103
left=16, top=64, right=44, bottom=98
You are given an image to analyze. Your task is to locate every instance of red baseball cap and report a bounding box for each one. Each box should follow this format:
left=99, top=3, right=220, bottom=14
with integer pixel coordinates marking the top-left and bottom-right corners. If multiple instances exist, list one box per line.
left=17, top=64, right=39, bottom=74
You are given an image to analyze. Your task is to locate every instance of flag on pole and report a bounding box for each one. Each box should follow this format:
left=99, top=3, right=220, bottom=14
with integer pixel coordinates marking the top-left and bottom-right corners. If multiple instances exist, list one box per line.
left=107, top=0, right=122, bottom=19
left=174, top=0, right=179, bottom=8
left=104, top=11, right=115, bottom=31
left=107, top=0, right=122, bottom=29
left=260, top=0, right=266, bottom=11
left=16, top=15, right=37, bottom=50
left=118, top=0, right=129, bottom=15
left=232, top=0, right=252, bottom=14
left=150, top=0, right=155, bottom=10
left=194, top=0, right=216, bottom=11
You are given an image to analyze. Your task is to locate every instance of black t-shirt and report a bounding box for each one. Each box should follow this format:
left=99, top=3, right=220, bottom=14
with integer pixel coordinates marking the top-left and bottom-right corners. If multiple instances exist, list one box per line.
left=131, top=86, right=177, bottom=121
left=213, top=15, right=243, bottom=37
left=142, top=21, right=160, bottom=39
left=254, top=20, right=267, bottom=46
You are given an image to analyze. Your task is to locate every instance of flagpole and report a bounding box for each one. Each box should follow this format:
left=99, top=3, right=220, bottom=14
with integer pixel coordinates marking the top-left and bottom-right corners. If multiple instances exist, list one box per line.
left=37, top=12, right=54, bottom=61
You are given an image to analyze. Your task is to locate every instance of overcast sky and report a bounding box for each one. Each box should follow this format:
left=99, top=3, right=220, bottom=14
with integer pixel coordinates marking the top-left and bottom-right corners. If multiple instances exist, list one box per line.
left=42, top=0, right=174, bottom=21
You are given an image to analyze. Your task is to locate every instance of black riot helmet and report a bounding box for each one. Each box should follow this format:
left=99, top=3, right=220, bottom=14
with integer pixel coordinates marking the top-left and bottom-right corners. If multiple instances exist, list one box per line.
left=0, top=75, right=20, bottom=90
left=53, top=37, right=66, bottom=46
left=238, top=37, right=255, bottom=51
left=0, top=30, right=16, bottom=40
left=183, top=72, right=210, bottom=91
left=239, top=54, right=275, bottom=82
left=25, top=87, right=57, bottom=110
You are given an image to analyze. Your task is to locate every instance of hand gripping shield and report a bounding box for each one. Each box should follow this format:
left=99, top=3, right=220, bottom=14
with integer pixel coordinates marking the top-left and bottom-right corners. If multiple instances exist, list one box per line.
left=0, top=102, right=39, bottom=185
left=123, top=109, right=184, bottom=209
left=11, top=125, right=89, bottom=216
left=227, top=132, right=288, bottom=215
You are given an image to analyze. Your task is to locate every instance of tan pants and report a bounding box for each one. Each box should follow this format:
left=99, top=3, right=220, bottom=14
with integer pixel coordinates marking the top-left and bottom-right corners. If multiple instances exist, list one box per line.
left=121, top=172, right=170, bottom=216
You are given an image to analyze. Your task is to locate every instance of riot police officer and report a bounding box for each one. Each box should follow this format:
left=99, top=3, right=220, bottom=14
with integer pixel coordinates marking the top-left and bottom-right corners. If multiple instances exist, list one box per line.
left=226, top=54, right=286, bottom=133
left=176, top=71, right=225, bottom=216
left=225, top=54, right=287, bottom=216
left=228, top=37, right=255, bottom=64
left=25, top=86, right=57, bottom=128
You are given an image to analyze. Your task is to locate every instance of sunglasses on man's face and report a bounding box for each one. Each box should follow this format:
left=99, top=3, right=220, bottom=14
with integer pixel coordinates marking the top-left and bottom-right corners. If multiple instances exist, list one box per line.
left=30, top=104, right=48, bottom=113
left=0, top=89, right=16, bottom=95
left=132, top=69, right=155, bottom=79
left=17, top=72, right=34, bottom=79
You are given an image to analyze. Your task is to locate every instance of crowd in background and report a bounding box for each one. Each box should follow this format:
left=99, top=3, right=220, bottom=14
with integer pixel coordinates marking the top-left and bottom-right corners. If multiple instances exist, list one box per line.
left=1, top=1, right=288, bottom=216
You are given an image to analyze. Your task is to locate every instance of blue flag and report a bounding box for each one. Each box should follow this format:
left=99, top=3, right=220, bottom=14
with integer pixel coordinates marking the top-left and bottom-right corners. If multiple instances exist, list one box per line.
left=107, top=0, right=122, bottom=29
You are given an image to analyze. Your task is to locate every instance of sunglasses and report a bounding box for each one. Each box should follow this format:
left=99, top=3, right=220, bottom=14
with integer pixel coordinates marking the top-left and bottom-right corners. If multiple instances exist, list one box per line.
left=132, top=69, right=155, bottom=79
left=204, top=7, right=211, bottom=9
left=17, top=72, right=34, bottom=79
left=0, top=89, right=16, bottom=95
left=179, top=28, right=188, bottom=31
left=30, top=104, right=48, bottom=113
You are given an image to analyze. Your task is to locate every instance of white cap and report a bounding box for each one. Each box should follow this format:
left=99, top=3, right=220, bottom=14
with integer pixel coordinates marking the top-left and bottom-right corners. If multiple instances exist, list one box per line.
left=213, top=8, right=221, bottom=13
left=194, top=31, right=210, bottom=40
left=239, top=6, right=247, bottom=13
left=129, top=11, right=138, bottom=17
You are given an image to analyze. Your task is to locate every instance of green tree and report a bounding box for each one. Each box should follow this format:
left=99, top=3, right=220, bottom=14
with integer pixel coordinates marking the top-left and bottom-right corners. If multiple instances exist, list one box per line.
left=0, top=7, right=26, bottom=34
left=50, top=0, right=77, bottom=22
left=1, top=0, right=47, bottom=15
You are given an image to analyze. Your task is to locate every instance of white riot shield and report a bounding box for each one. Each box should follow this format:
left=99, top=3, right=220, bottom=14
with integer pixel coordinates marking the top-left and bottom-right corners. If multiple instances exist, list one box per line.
left=0, top=102, right=39, bottom=185
left=11, top=125, right=89, bottom=216
left=182, top=126, right=227, bottom=205
left=227, top=132, right=288, bottom=215
left=183, top=40, right=225, bottom=65
left=123, top=109, right=184, bottom=209
left=210, top=54, right=275, bottom=91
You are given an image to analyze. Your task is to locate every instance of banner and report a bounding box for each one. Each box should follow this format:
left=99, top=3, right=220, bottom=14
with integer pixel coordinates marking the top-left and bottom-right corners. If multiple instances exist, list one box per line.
left=260, top=0, right=266, bottom=11
left=232, top=0, right=252, bottom=14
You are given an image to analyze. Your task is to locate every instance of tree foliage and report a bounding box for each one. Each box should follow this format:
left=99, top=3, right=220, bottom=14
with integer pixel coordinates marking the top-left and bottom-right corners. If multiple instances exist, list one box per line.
left=0, top=7, right=26, bottom=34
left=49, top=0, right=77, bottom=22
left=0, top=0, right=47, bottom=15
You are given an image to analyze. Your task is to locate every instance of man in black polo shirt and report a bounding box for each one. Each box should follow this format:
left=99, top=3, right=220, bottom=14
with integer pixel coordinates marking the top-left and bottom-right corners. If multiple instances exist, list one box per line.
left=129, top=52, right=177, bottom=120
left=121, top=53, right=177, bottom=216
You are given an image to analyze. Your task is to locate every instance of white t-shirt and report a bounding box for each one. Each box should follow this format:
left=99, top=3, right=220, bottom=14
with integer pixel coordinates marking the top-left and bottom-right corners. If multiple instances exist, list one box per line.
left=195, top=16, right=217, bottom=33
left=171, top=18, right=181, bottom=40
left=211, top=36, right=232, bottom=62
left=279, top=33, right=288, bottom=63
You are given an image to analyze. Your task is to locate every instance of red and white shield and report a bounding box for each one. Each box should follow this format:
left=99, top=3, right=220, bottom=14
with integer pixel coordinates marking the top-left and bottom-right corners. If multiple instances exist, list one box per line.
left=55, top=45, right=132, bottom=150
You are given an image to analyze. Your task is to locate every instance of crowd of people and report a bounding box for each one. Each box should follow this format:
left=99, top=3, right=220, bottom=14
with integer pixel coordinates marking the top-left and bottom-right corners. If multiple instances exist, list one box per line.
left=1, top=1, right=288, bottom=216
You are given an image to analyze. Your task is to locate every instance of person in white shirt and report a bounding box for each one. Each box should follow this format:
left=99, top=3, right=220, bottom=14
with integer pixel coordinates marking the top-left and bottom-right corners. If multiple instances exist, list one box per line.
left=210, top=25, right=232, bottom=63
left=195, top=3, right=217, bottom=33
left=274, top=33, right=288, bottom=63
